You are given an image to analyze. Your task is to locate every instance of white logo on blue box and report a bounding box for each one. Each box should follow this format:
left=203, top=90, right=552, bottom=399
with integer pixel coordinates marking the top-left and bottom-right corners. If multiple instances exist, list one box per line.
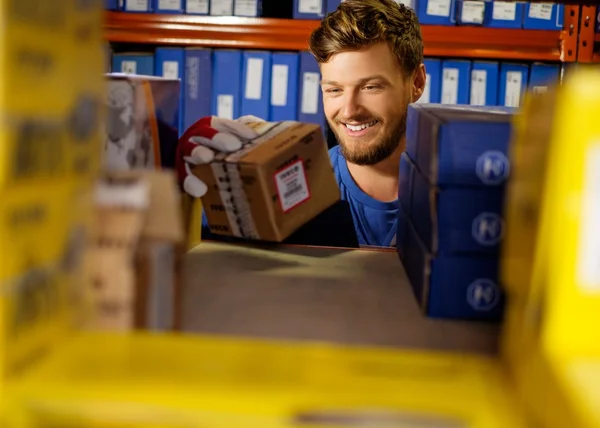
left=467, top=279, right=500, bottom=311
left=472, top=212, right=504, bottom=246
left=476, top=150, right=510, bottom=185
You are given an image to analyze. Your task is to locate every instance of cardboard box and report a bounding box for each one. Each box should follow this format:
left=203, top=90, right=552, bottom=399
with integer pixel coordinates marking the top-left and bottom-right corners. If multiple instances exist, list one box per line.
left=193, top=120, right=340, bottom=242
left=103, top=73, right=180, bottom=172
left=83, top=170, right=185, bottom=332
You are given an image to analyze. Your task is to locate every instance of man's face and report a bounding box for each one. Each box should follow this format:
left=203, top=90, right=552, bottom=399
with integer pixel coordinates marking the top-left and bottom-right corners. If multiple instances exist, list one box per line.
left=320, top=41, right=415, bottom=166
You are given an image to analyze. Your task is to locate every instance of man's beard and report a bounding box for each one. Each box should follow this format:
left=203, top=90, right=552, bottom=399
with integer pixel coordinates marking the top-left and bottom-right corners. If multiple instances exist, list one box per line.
left=330, top=113, right=407, bottom=166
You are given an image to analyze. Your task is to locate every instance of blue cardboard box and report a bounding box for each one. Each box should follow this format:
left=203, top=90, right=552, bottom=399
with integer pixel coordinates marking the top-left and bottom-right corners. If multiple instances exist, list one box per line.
left=441, top=60, right=471, bottom=105
left=416, top=0, right=456, bottom=26
left=212, top=50, right=243, bottom=120
left=186, top=0, right=209, bottom=14
left=270, top=52, right=300, bottom=121
left=418, top=58, right=442, bottom=104
left=483, top=1, right=523, bottom=29
left=154, top=0, right=185, bottom=13
left=528, top=63, right=560, bottom=93
left=183, top=48, right=212, bottom=132
left=405, top=103, right=515, bottom=188
left=499, top=63, right=529, bottom=108
left=407, top=153, right=506, bottom=256
left=112, top=53, right=155, bottom=76
left=293, top=0, right=325, bottom=19
left=470, top=61, right=499, bottom=106
left=241, top=50, right=272, bottom=120
left=397, top=209, right=504, bottom=321
left=456, top=0, right=486, bottom=26
left=210, top=0, right=234, bottom=15
left=123, top=0, right=153, bottom=12
left=523, top=3, right=563, bottom=30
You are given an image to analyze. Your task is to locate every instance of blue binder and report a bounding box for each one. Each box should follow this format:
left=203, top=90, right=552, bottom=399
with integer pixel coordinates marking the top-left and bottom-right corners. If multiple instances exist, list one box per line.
left=456, top=0, right=486, bottom=26
left=212, top=50, right=243, bottom=120
left=441, top=60, right=471, bottom=105
left=499, top=63, right=529, bottom=108
left=293, top=0, right=325, bottom=19
left=470, top=61, right=499, bottom=106
left=112, top=53, right=155, bottom=76
left=270, top=52, right=300, bottom=121
left=523, top=3, right=563, bottom=30
left=154, top=48, right=185, bottom=134
left=528, top=63, right=560, bottom=93
left=186, top=0, right=209, bottom=14
left=153, top=0, right=185, bottom=13
left=241, top=50, right=272, bottom=120
left=483, top=1, right=524, bottom=29
left=420, top=58, right=442, bottom=104
left=298, top=51, right=325, bottom=132
left=123, top=0, right=153, bottom=12
left=415, top=0, right=456, bottom=26
left=326, top=0, right=341, bottom=14
left=184, top=48, right=213, bottom=132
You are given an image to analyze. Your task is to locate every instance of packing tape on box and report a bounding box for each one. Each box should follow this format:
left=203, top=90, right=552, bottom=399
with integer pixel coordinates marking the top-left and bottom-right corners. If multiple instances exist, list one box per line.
left=210, top=121, right=298, bottom=240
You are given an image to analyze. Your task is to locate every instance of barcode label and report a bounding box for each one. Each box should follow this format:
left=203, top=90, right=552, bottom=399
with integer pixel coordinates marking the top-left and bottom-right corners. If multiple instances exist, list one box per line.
left=274, top=160, right=310, bottom=212
left=426, top=0, right=451, bottom=17
left=461, top=1, right=485, bottom=24
left=121, top=61, right=137, bottom=74
left=162, top=61, right=179, bottom=80
left=442, top=68, right=459, bottom=105
left=492, top=1, right=517, bottom=20
left=529, top=3, right=553, bottom=20
left=470, top=69, right=487, bottom=106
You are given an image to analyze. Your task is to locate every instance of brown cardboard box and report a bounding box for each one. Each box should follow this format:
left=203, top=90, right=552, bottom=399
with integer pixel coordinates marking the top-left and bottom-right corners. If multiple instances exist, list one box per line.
left=83, top=170, right=185, bottom=332
left=192, top=121, right=340, bottom=242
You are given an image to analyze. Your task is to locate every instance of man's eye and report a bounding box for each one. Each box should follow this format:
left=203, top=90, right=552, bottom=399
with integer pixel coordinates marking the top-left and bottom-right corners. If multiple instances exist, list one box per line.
left=326, top=88, right=341, bottom=93
left=364, top=85, right=381, bottom=91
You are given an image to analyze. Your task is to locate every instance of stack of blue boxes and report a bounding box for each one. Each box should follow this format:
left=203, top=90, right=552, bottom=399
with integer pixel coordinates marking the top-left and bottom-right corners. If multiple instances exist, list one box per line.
left=397, top=104, right=515, bottom=322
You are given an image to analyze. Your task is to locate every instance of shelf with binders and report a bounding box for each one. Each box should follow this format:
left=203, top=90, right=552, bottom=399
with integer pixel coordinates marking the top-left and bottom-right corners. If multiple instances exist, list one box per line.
left=104, top=10, right=577, bottom=62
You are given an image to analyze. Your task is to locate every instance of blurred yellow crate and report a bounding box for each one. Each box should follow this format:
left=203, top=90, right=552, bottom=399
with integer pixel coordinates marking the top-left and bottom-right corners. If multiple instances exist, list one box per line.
left=501, top=67, right=600, bottom=428
left=3, top=332, right=528, bottom=428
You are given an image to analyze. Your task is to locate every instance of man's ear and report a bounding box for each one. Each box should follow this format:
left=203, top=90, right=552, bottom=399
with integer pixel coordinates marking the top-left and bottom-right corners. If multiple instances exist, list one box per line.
left=411, top=63, right=426, bottom=103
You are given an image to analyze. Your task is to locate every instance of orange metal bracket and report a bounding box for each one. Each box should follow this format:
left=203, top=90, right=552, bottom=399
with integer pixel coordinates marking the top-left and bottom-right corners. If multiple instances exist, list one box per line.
left=577, top=5, right=596, bottom=62
left=561, top=5, right=580, bottom=62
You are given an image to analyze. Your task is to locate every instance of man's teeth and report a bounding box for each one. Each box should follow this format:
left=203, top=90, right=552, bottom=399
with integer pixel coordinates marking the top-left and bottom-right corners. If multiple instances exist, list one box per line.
left=345, top=121, right=377, bottom=132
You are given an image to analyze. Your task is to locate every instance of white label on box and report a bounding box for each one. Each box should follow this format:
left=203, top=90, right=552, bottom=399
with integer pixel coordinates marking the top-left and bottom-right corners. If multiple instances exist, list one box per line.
left=441, top=68, right=459, bottom=105
left=186, top=0, right=209, bottom=13
left=121, top=61, right=137, bottom=74
left=418, top=73, right=431, bottom=103
left=234, top=0, right=258, bottom=16
left=125, top=0, right=149, bottom=11
left=578, top=144, right=600, bottom=290
left=492, top=1, right=517, bottom=20
left=162, top=61, right=179, bottom=80
left=271, top=64, right=289, bottom=106
left=217, top=94, right=234, bottom=119
left=470, top=69, right=487, bottom=106
left=504, top=71, right=522, bottom=107
left=426, top=0, right=451, bottom=17
left=461, top=1, right=485, bottom=24
left=244, top=58, right=263, bottom=100
left=529, top=3, right=553, bottom=20
left=275, top=160, right=311, bottom=212
left=301, top=72, right=320, bottom=114
left=158, top=0, right=181, bottom=10
left=210, top=0, right=234, bottom=15
left=532, top=86, right=548, bottom=94
left=298, top=0, right=323, bottom=14
left=187, top=57, right=200, bottom=100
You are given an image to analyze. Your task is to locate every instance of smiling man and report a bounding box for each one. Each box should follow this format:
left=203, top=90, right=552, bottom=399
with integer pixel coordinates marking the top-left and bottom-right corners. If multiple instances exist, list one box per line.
left=309, top=0, right=426, bottom=247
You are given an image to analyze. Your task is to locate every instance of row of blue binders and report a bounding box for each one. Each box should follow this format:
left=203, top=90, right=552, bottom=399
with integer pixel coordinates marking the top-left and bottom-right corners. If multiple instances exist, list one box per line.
left=110, top=48, right=325, bottom=135
left=420, top=59, right=560, bottom=108
left=106, top=0, right=564, bottom=30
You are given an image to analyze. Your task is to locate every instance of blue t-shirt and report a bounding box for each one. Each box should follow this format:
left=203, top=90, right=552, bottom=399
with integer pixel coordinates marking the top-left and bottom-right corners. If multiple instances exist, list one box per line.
left=329, top=145, right=399, bottom=248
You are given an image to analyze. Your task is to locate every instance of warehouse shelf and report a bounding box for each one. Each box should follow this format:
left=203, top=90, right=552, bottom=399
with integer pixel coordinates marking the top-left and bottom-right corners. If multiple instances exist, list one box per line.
left=104, top=10, right=578, bottom=62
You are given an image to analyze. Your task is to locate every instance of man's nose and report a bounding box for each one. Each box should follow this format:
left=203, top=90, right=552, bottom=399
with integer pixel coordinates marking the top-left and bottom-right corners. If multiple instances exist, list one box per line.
left=341, top=92, right=363, bottom=119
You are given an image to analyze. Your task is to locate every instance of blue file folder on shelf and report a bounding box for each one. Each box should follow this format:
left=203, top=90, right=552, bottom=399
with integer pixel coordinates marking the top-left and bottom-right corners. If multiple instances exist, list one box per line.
left=123, top=0, right=153, bottom=12
left=441, top=60, right=471, bottom=105
left=529, top=63, right=560, bottom=93
left=298, top=51, right=325, bottom=133
left=419, top=58, right=441, bottom=104
left=112, top=53, right=155, bottom=76
left=499, top=63, right=529, bottom=108
left=212, top=50, right=243, bottom=120
left=154, top=0, right=185, bottom=13
left=470, top=61, right=499, bottom=106
left=483, top=1, right=523, bottom=29
left=270, top=52, right=300, bottom=122
left=293, top=0, right=325, bottom=20
left=184, top=48, right=212, bottom=132
left=186, top=0, right=209, bottom=14
left=241, top=51, right=272, bottom=120
left=155, top=47, right=185, bottom=135
left=416, top=0, right=456, bottom=26
left=523, top=3, right=563, bottom=30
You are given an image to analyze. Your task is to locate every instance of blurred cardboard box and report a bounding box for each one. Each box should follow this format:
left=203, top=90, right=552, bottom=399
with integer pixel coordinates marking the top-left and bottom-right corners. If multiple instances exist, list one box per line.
left=192, top=121, right=340, bottom=242
left=83, top=170, right=184, bottom=332
left=103, top=73, right=180, bottom=172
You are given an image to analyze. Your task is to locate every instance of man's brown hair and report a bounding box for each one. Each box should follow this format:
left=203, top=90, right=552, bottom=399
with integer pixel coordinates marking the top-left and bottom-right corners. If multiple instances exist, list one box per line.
left=309, top=0, right=424, bottom=76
